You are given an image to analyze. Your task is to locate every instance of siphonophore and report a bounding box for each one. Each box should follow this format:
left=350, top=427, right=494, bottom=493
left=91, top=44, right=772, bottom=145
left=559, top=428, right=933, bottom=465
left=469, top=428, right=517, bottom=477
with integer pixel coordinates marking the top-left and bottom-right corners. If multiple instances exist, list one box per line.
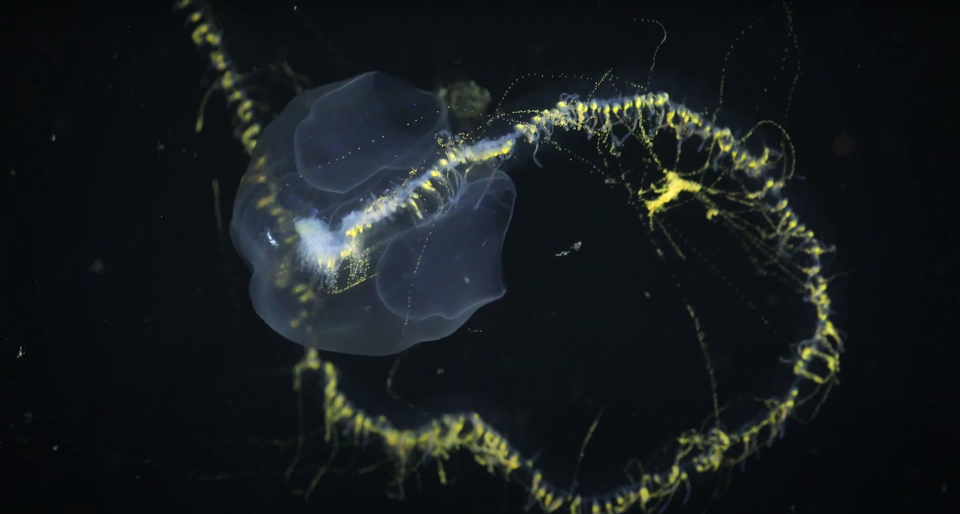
left=177, top=2, right=843, bottom=512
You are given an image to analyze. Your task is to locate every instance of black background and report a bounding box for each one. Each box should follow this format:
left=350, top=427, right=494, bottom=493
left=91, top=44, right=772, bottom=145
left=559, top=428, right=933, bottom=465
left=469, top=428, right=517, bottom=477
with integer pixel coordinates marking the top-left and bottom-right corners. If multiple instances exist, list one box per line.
left=4, top=1, right=955, bottom=513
